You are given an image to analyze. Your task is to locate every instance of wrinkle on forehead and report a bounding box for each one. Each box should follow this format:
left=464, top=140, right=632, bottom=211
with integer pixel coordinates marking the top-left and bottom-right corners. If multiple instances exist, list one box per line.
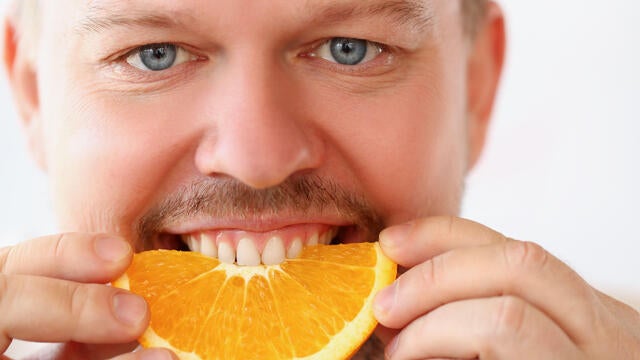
left=72, top=0, right=434, bottom=37
left=310, top=0, right=434, bottom=33
left=76, top=0, right=196, bottom=35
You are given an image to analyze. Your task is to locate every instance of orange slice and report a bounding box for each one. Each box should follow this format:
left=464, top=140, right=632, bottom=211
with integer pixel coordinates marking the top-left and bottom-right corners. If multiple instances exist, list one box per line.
left=113, top=242, right=396, bottom=360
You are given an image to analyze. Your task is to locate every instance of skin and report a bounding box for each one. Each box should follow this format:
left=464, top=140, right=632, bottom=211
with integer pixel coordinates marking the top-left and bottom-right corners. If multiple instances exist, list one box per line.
left=2, top=0, right=639, bottom=359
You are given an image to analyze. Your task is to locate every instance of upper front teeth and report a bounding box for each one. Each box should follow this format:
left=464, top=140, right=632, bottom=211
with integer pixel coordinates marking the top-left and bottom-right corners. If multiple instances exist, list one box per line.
left=218, top=241, right=235, bottom=264
left=200, top=233, right=216, bottom=257
left=236, top=238, right=260, bottom=266
left=261, top=237, right=285, bottom=265
left=182, top=228, right=337, bottom=266
left=286, top=237, right=303, bottom=260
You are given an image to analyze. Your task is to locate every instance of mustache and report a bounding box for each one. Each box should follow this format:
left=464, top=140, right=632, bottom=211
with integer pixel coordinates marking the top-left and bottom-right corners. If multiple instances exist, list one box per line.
left=136, top=175, right=385, bottom=248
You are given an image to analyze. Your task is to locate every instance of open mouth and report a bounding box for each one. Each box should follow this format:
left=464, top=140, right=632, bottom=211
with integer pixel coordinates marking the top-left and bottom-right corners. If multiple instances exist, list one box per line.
left=150, top=224, right=362, bottom=266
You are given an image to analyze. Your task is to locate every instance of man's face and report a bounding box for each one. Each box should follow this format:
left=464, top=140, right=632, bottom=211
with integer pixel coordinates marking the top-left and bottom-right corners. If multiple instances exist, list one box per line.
left=31, top=0, right=476, bottom=260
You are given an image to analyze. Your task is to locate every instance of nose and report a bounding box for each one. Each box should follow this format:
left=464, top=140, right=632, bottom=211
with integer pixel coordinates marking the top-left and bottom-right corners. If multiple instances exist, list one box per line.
left=195, top=56, right=323, bottom=189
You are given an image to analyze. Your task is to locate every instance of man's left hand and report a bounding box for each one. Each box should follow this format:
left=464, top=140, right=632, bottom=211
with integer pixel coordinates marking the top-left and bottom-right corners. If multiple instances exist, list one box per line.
left=374, top=216, right=640, bottom=359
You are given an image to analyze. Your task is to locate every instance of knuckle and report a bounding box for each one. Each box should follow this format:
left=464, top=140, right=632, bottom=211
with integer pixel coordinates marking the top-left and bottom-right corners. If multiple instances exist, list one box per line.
left=493, top=296, right=528, bottom=338
left=68, top=284, right=94, bottom=321
left=503, top=240, right=548, bottom=273
left=420, top=253, right=447, bottom=290
left=52, top=233, right=73, bottom=260
left=420, top=257, right=437, bottom=289
left=443, top=215, right=458, bottom=237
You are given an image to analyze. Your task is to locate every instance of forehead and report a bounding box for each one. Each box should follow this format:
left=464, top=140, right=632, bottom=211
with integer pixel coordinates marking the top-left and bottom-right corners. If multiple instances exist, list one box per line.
left=75, top=0, right=435, bottom=16
left=44, top=0, right=442, bottom=36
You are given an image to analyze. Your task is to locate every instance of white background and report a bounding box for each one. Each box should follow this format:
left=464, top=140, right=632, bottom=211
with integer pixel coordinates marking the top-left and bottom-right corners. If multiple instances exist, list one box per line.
left=1, top=0, right=639, bottom=306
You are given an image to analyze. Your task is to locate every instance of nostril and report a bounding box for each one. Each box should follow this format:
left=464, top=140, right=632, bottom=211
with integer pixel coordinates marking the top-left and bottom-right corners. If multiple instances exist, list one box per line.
left=200, top=145, right=318, bottom=190
left=193, top=117, right=324, bottom=190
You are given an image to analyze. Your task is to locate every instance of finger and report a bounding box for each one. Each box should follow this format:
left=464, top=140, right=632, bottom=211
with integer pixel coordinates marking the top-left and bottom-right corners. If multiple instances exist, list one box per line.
left=0, top=274, right=148, bottom=349
left=379, top=216, right=507, bottom=267
left=23, top=341, right=139, bottom=359
left=374, top=324, right=399, bottom=346
left=375, top=239, right=599, bottom=343
left=112, top=348, right=178, bottom=360
left=0, top=233, right=132, bottom=282
left=386, top=296, right=581, bottom=360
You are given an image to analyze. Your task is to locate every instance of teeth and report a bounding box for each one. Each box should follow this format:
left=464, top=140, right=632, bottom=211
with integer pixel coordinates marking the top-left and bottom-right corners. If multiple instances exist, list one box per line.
left=236, top=238, right=261, bottom=266
left=192, top=235, right=202, bottom=252
left=262, top=236, right=285, bottom=265
left=183, top=234, right=200, bottom=252
left=319, top=231, right=331, bottom=245
left=200, top=233, right=217, bottom=258
left=218, top=241, right=235, bottom=264
left=286, top=237, right=303, bottom=259
left=307, top=233, right=319, bottom=246
left=185, top=227, right=340, bottom=264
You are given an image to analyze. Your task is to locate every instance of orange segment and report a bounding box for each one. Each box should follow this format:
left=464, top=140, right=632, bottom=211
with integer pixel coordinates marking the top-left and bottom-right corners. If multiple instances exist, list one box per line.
left=126, top=249, right=218, bottom=301
left=282, top=261, right=373, bottom=321
left=269, top=269, right=343, bottom=357
left=196, top=275, right=246, bottom=358
left=153, top=270, right=227, bottom=353
left=113, top=242, right=397, bottom=360
left=235, top=275, right=293, bottom=359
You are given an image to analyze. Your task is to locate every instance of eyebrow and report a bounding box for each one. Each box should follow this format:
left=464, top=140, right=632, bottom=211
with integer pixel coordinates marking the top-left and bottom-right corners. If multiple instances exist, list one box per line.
left=314, top=0, right=433, bottom=32
left=75, top=3, right=193, bottom=35
left=75, top=0, right=433, bottom=36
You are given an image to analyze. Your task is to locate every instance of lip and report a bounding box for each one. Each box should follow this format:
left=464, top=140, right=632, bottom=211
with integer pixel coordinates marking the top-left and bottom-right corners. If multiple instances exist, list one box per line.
left=160, top=214, right=354, bottom=235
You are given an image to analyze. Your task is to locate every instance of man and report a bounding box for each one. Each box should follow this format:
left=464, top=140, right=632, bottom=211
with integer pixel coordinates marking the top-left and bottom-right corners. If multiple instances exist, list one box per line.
left=2, top=0, right=639, bottom=359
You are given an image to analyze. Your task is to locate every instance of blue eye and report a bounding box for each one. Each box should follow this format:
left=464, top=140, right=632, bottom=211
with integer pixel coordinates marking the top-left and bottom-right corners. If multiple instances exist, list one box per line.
left=139, top=44, right=176, bottom=71
left=315, top=38, right=383, bottom=66
left=330, top=38, right=367, bottom=65
left=126, top=43, right=197, bottom=72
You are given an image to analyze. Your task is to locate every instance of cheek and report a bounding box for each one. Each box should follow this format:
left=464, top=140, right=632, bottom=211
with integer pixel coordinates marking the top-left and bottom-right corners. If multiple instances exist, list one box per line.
left=308, top=70, right=468, bottom=224
left=39, top=77, right=203, bottom=234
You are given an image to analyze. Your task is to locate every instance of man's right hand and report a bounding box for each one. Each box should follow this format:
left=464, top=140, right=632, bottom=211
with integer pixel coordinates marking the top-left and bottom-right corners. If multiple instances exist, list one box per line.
left=0, top=233, right=176, bottom=359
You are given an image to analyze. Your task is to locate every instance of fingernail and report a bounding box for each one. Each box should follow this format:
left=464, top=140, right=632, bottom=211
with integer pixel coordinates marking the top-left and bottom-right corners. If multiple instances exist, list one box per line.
left=139, top=348, right=176, bottom=360
left=374, top=280, right=397, bottom=318
left=379, top=222, right=413, bottom=247
left=385, top=335, right=399, bottom=359
left=95, top=235, right=131, bottom=262
left=113, top=292, right=147, bottom=326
